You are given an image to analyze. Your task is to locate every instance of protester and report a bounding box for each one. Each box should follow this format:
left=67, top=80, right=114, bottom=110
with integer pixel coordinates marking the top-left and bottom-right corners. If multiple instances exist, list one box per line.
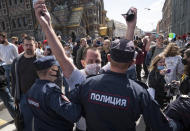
left=76, top=38, right=88, bottom=69
left=164, top=49, right=190, bottom=131
left=146, top=34, right=165, bottom=66
left=134, top=40, right=144, bottom=81
left=11, top=36, right=38, bottom=131
left=148, top=54, right=170, bottom=109
left=0, top=32, right=18, bottom=91
left=35, top=41, right=44, bottom=58
left=163, top=43, right=184, bottom=84
left=72, top=40, right=81, bottom=66
left=11, top=36, right=19, bottom=48
left=175, top=36, right=184, bottom=48
left=44, top=46, right=52, bottom=56
left=101, top=39, right=110, bottom=66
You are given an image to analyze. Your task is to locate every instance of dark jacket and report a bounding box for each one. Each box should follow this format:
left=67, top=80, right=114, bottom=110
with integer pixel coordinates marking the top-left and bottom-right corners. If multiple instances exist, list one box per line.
left=101, top=50, right=110, bottom=66
left=68, top=71, right=171, bottom=131
left=27, top=79, right=81, bottom=131
left=148, top=69, right=168, bottom=107
left=165, top=96, right=190, bottom=131
left=180, top=75, right=190, bottom=95
left=135, top=47, right=144, bottom=65
left=76, top=46, right=86, bottom=69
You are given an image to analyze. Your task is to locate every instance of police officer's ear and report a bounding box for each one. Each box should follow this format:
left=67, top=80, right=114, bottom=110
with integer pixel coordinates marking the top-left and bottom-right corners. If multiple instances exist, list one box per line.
left=81, top=59, right=86, bottom=68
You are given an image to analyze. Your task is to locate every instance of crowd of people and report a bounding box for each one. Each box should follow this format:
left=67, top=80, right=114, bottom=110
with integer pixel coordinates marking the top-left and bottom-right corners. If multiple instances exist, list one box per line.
left=0, top=1, right=189, bottom=131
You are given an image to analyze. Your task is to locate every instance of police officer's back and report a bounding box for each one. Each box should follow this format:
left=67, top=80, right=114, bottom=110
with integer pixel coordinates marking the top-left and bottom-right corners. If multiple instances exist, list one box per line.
left=68, top=39, right=171, bottom=131
left=26, top=56, right=81, bottom=131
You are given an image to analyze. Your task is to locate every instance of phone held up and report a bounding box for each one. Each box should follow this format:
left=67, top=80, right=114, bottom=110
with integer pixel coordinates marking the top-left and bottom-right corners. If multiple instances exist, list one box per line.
left=122, top=9, right=135, bottom=22
left=33, top=0, right=45, bottom=16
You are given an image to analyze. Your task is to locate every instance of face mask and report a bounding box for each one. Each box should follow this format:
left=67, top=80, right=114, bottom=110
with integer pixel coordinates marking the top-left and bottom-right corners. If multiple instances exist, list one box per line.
left=51, top=68, right=63, bottom=88
left=182, top=59, right=188, bottom=65
left=85, top=63, right=101, bottom=75
left=157, top=65, right=165, bottom=70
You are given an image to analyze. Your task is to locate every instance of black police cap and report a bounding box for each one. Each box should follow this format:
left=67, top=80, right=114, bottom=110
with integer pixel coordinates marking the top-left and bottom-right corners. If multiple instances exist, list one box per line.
left=33, top=56, right=58, bottom=71
left=110, top=39, right=135, bottom=63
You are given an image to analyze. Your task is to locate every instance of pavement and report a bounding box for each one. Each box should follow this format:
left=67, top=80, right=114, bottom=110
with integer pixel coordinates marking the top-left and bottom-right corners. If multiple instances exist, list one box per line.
left=0, top=108, right=15, bottom=131
left=0, top=102, right=5, bottom=111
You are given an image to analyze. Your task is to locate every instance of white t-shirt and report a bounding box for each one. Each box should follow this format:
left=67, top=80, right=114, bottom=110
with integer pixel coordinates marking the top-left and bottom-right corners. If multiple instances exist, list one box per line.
left=66, top=69, right=86, bottom=130
left=165, top=55, right=184, bottom=84
left=0, top=43, right=18, bottom=65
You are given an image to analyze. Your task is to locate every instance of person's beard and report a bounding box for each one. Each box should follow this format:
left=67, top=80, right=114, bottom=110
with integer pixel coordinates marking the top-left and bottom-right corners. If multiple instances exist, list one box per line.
left=25, top=49, right=34, bottom=55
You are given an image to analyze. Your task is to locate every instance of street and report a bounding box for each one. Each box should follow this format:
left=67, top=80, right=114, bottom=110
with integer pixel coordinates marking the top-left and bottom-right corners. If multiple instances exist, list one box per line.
left=0, top=108, right=15, bottom=131
left=0, top=108, right=146, bottom=131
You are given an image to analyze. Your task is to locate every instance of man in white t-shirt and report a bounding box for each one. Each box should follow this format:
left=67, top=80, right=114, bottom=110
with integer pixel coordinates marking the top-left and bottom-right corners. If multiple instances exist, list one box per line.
left=0, top=32, right=18, bottom=90
left=66, top=47, right=101, bottom=131
left=0, top=32, right=18, bottom=118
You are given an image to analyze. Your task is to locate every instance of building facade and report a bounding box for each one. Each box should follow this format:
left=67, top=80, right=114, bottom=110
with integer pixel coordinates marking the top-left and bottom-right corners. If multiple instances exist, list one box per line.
left=171, top=0, right=190, bottom=35
left=113, top=20, right=127, bottom=38
left=0, top=0, right=39, bottom=39
left=159, top=0, right=172, bottom=35
left=0, top=0, right=107, bottom=41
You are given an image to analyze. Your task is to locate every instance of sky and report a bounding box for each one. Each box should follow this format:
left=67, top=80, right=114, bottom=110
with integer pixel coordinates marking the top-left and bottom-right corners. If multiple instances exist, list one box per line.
left=104, top=0, right=165, bottom=32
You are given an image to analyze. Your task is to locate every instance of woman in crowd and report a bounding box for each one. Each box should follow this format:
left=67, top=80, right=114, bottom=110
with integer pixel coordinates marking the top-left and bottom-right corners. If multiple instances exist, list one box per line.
left=101, top=39, right=111, bottom=66
left=163, top=43, right=184, bottom=84
left=148, top=54, right=169, bottom=109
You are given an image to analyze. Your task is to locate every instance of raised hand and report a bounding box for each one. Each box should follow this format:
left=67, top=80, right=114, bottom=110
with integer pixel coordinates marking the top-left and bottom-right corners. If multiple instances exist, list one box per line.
left=124, top=7, right=137, bottom=29
left=34, top=0, right=52, bottom=30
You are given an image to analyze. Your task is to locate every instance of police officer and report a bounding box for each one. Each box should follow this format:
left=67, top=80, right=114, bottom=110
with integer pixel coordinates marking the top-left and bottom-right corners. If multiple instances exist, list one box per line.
left=26, top=56, right=81, bottom=131
left=67, top=39, right=171, bottom=131
left=34, top=2, right=171, bottom=131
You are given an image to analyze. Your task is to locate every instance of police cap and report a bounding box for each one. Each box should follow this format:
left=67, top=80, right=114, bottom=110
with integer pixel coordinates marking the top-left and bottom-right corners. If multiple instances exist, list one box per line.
left=33, top=56, right=58, bottom=71
left=110, top=39, right=135, bottom=63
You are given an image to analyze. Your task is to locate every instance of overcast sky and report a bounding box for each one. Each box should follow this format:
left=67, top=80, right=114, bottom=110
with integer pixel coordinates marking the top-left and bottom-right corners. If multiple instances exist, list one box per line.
left=104, top=0, right=165, bottom=32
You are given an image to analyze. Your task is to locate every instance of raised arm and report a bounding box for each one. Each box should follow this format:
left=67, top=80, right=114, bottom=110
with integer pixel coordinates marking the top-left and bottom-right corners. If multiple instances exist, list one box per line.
left=34, top=0, right=75, bottom=78
left=125, top=7, right=137, bottom=41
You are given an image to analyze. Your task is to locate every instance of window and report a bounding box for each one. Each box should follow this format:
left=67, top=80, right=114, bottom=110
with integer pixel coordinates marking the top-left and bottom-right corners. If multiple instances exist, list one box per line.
left=9, top=0, right=12, bottom=6
left=12, top=20, right=16, bottom=28
left=2, top=3, right=5, bottom=8
left=26, top=4, right=30, bottom=8
left=23, top=17, right=27, bottom=26
left=20, top=0, right=23, bottom=3
left=17, top=18, right=21, bottom=27
left=3, top=9, right=6, bottom=14
left=14, top=0, right=17, bottom=4
left=0, top=1, right=2, bottom=9
left=2, top=22, right=5, bottom=30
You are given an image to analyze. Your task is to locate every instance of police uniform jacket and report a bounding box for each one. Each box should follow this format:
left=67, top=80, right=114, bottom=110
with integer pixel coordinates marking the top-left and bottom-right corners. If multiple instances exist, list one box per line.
left=165, top=96, right=190, bottom=131
left=68, top=71, right=171, bottom=131
left=27, top=79, right=81, bottom=131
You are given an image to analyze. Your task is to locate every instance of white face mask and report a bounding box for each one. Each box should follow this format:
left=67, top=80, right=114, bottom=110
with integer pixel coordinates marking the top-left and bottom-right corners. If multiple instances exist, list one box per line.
left=85, top=63, right=101, bottom=75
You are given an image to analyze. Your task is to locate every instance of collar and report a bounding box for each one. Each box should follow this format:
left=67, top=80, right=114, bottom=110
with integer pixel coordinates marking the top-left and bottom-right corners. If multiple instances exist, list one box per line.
left=103, top=70, right=126, bottom=77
